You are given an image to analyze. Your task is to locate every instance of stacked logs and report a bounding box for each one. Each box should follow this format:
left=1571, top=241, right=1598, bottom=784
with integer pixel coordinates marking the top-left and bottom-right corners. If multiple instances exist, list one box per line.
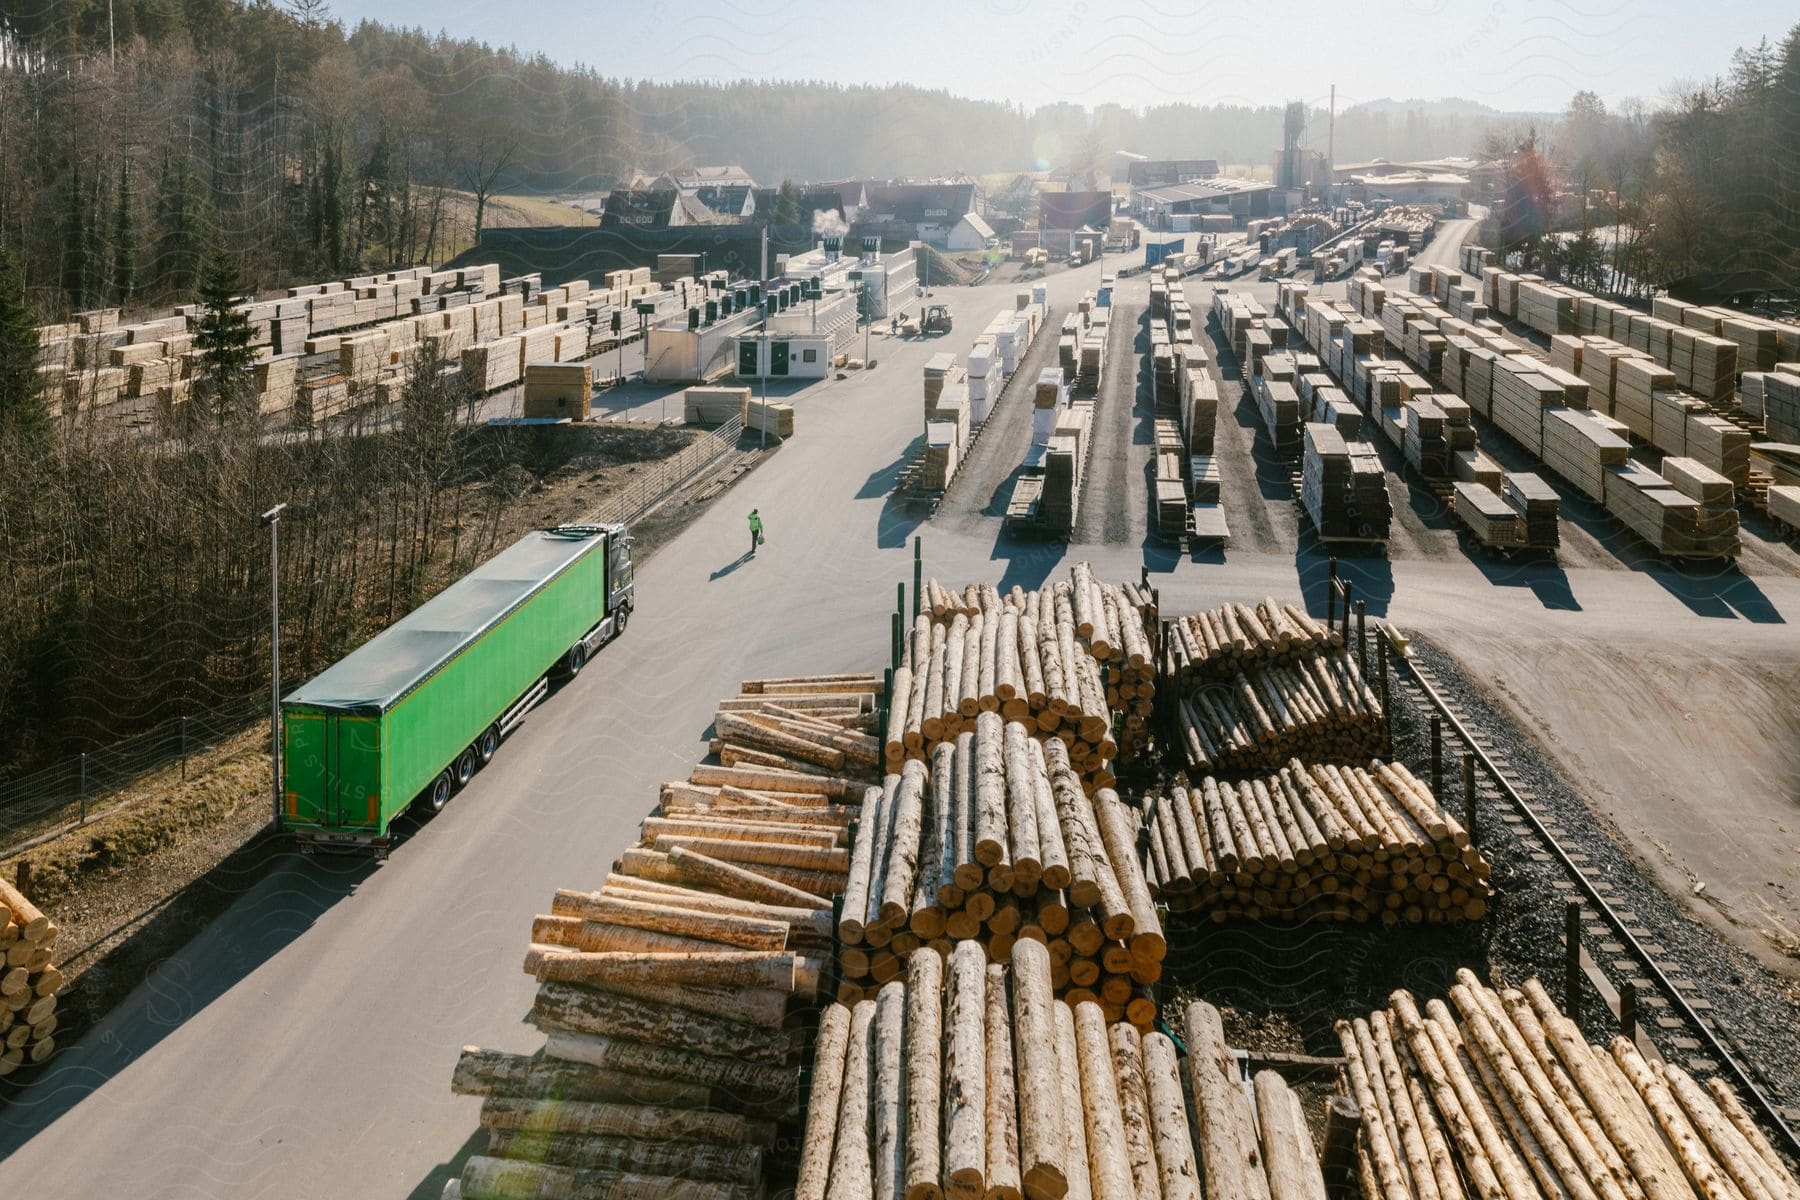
left=797, top=946, right=1326, bottom=1200
left=708, top=673, right=883, bottom=779
left=1172, top=644, right=1385, bottom=772
left=445, top=673, right=876, bottom=1200
left=1165, top=598, right=1342, bottom=685
left=1, top=875, right=62, bottom=1076
left=1139, top=759, right=1492, bottom=923
left=1339, top=970, right=1800, bottom=1200
left=840, top=718, right=1166, bottom=1026
left=890, top=563, right=1160, bottom=791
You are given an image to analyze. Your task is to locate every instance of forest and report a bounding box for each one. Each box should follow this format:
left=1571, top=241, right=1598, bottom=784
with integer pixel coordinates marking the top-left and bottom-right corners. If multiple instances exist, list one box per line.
left=0, top=0, right=1511, bottom=315
left=1479, top=25, right=1800, bottom=302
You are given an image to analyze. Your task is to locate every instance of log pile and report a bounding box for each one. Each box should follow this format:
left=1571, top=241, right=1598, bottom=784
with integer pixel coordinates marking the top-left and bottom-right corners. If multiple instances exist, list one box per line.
left=796, top=944, right=1325, bottom=1200
left=445, top=673, right=878, bottom=1200
left=1339, top=970, right=1800, bottom=1200
left=1165, top=599, right=1342, bottom=687
left=891, top=563, right=1160, bottom=788
left=1138, top=759, right=1492, bottom=923
left=1171, top=649, right=1386, bottom=774
left=839, top=732, right=1166, bottom=1022
left=0, top=875, right=62, bottom=1076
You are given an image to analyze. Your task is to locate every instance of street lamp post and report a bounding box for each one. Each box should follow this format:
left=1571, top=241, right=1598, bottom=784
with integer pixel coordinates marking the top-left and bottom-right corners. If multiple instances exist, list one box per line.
left=261, top=502, right=287, bottom=830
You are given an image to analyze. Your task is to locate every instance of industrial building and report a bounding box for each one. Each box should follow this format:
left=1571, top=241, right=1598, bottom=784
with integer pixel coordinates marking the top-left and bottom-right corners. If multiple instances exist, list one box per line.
left=1133, top=177, right=1277, bottom=230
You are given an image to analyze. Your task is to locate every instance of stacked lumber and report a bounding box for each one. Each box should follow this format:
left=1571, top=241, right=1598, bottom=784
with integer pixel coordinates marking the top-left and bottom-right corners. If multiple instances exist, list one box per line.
left=797, top=949, right=1322, bottom=1200
left=1302, top=423, right=1393, bottom=542
left=1603, top=464, right=1740, bottom=558
left=684, top=385, right=750, bottom=427
left=1142, top=759, right=1492, bottom=923
left=1339, top=970, right=1800, bottom=1200
left=1163, top=599, right=1341, bottom=688
left=838, top=736, right=1165, bottom=1018
left=1769, top=485, right=1800, bottom=532
left=894, top=564, right=1159, bottom=787
left=1541, top=408, right=1629, bottom=502
left=1503, top=473, right=1561, bottom=549
left=1453, top=482, right=1524, bottom=549
left=1743, top=370, right=1800, bottom=442
left=0, top=877, right=62, bottom=1076
left=447, top=672, right=878, bottom=1200
left=1172, top=648, right=1385, bottom=773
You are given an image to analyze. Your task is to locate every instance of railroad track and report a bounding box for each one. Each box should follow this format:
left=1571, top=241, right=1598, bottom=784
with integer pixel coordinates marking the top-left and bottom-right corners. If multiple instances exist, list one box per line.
left=1377, top=630, right=1800, bottom=1157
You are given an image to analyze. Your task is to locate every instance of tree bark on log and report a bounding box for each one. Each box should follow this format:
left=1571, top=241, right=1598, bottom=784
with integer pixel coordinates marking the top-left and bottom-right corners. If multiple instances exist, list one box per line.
left=1107, top=1022, right=1161, bottom=1200
left=1186, top=1000, right=1271, bottom=1200
left=986, top=962, right=1024, bottom=1200
left=1143, top=1031, right=1203, bottom=1200
left=1256, top=1070, right=1330, bottom=1200
left=833, top=1000, right=879, bottom=1200
left=458, top=1155, right=752, bottom=1200
left=796, top=1003, right=854, bottom=1200
left=974, top=712, right=1010, bottom=867
left=944, top=940, right=988, bottom=1200
left=668, top=845, right=832, bottom=911
left=452, top=1046, right=716, bottom=1108
left=1071, top=1003, right=1134, bottom=1200
left=1053, top=999, right=1093, bottom=1200
left=875, top=981, right=908, bottom=1200
left=478, top=1095, right=764, bottom=1144
left=906, top=949, right=946, bottom=1200
left=531, top=983, right=790, bottom=1064
left=481, top=1130, right=762, bottom=1186
left=1010, top=939, right=1070, bottom=1200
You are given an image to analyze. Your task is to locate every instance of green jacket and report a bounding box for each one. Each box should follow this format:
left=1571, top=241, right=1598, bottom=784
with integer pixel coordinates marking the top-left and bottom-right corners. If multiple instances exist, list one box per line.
left=748, top=514, right=764, bottom=535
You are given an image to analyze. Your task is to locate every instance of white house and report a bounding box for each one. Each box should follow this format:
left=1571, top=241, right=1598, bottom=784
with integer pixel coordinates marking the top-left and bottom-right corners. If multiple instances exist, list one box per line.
left=947, top=212, right=996, bottom=252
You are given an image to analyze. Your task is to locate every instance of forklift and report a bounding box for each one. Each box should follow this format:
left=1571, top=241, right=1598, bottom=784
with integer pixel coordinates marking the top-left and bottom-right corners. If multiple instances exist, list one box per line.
left=920, top=304, right=953, bottom=335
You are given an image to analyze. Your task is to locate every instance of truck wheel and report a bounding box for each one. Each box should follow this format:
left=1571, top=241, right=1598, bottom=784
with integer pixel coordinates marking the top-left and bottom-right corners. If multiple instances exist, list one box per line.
left=565, top=642, right=587, bottom=677
left=422, top=770, right=453, bottom=815
left=612, top=605, right=629, bottom=640
left=454, top=747, right=478, bottom=788
left=477, top=725, right=500, bottom=764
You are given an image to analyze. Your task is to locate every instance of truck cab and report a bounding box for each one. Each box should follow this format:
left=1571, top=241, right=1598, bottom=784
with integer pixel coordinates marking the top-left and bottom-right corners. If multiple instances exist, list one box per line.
left=565, top=523, right=635, bottom=669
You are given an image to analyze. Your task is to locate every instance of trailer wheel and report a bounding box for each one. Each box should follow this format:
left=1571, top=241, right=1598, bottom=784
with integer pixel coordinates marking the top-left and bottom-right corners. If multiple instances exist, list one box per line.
left=454, top=747, right=478, bottom=788
left=477, top=725, right=500, bottom=764
left=565, top=641, right=587, bottom=677
left=422, top=770, right=453, bottom=814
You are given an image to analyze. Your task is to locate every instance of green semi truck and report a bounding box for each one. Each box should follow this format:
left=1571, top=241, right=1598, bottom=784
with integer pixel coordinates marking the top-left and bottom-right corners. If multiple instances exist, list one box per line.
left=280, top=523, right=634, bottom=852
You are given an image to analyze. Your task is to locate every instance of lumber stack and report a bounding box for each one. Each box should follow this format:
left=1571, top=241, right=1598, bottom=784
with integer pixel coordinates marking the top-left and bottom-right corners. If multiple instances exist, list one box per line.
left=1302, top=423, right=1392, bottom=542
left=0, top=876, right=62, bottom=1076
left=894, top=564, right=1159, bottom=787
left=1141, top=759, right=1491, bottom=923
left=1339, top=970, right=1800, bottom=1200
left=840, top=719, right=1166, bottom=1018
left=1164, top=599, right=1341, bottom=688
left=1503, top=473, right=1561, bottom=549
left=1602, top=464, right=1740, bottom=558
left=447, top=673, right=879, bottom=1200
left=796, top=947, right=1323, bottom=1200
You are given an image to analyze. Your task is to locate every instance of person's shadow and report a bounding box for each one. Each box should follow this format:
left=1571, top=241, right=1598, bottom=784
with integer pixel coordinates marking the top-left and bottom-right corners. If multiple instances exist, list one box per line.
left=710, top=548, right=756, bottom=580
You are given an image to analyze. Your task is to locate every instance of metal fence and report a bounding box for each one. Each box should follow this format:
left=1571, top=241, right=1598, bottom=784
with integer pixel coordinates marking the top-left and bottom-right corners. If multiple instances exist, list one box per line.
left=584, top=414, right=748, bottom=527
left=0, top=697, right=263, bottom=858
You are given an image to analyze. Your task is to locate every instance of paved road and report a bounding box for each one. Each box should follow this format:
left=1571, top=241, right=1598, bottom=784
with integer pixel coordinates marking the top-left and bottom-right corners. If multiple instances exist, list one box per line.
left=3, top=249, right=1797, bottom=1197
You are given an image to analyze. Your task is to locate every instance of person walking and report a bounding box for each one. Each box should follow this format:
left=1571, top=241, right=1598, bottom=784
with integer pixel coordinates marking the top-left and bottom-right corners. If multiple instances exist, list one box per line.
left=748, top=509, right=764, bottom=557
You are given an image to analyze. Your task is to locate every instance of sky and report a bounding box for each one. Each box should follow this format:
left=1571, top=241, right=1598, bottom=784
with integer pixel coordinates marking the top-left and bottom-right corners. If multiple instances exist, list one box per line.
left=323, top=0, right=1792, bottom=115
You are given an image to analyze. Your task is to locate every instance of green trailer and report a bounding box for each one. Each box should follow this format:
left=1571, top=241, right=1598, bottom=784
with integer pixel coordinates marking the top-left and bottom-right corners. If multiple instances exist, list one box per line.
left=280, top=523, right=634, bottom=852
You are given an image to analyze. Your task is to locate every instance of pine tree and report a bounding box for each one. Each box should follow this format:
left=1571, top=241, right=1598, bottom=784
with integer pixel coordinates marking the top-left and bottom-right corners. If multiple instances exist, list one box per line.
left=771, top=179, right=801, bottom=225
left=113, top=161, right=137, bottom=306
left=0, top=242, right=49, bottom=448
left=60, top=160, right=89, bottom=311
left=193, top=255, right=256, bottom=426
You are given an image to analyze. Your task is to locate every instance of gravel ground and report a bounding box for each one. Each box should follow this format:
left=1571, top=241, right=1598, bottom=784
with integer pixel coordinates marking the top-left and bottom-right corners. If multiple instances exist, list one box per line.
left=1158, top=635, right=1800, bottom=1129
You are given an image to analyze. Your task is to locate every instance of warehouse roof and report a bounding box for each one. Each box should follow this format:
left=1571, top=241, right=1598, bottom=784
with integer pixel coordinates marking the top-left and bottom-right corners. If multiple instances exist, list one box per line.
left=284, top=527, right=608, bottom=713
left=1136, top=178, right=1273, bottom=204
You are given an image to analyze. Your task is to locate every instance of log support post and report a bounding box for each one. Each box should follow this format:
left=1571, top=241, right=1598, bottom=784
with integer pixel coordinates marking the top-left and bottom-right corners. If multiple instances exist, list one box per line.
left=1564, top=899, right=1582, bottom=1024
left=892, top=611, right=903, bottom=673
left=913, top=537, right=923, bottom=617
left=1340, top=580, right=1353, bottom=642
left=14, top=859, right=31, bottom=903
left=1356, top=600, right=1367, bottom=677
left=1619, top=980, right=1637, bottom=1044
left=1321, top=1092, right=1360, bottom=1200
left=1430, top=717, right=1442, bottom=798
left=1326, top=556, right=1338, bottom=628
left=1378, top=645, right=1390, bottom=746
left=1462, top=754, right=1476, bottom=847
